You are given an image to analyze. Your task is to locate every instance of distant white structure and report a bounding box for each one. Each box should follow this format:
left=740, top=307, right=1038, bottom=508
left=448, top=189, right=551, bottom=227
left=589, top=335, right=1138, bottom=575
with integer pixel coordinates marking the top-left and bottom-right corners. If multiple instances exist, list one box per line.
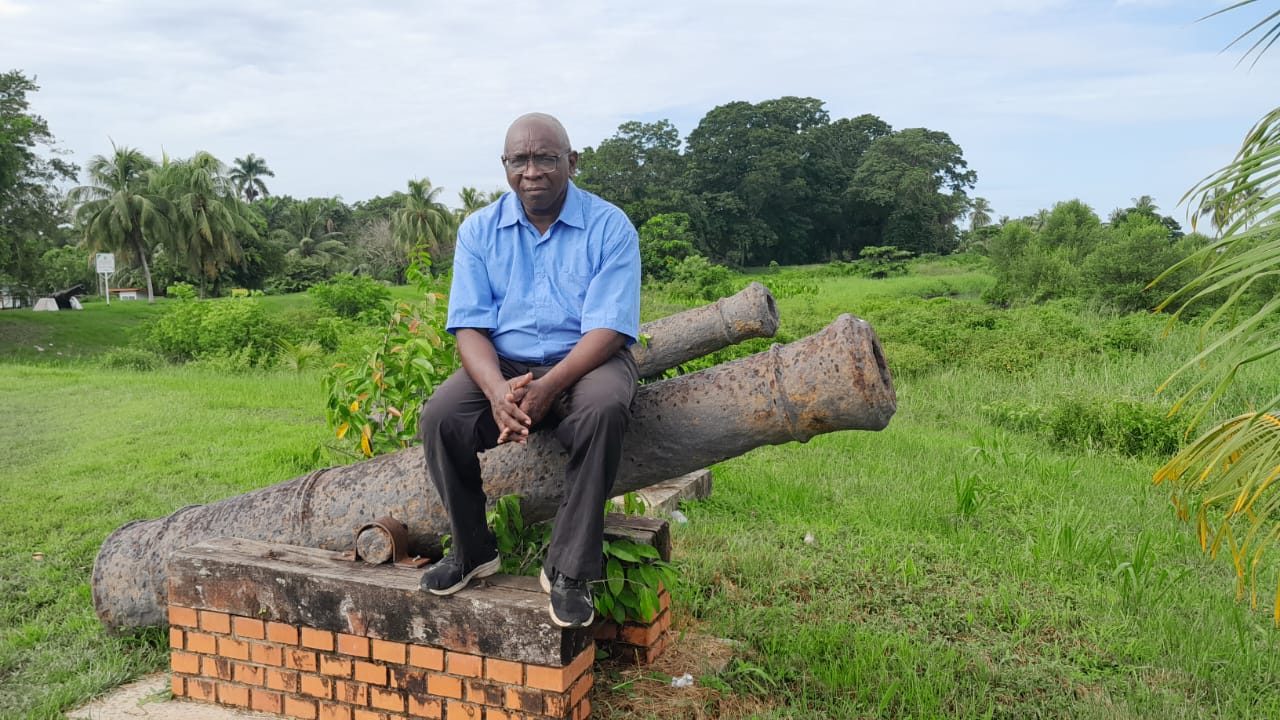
left=33, top=298, right=58, bottom=311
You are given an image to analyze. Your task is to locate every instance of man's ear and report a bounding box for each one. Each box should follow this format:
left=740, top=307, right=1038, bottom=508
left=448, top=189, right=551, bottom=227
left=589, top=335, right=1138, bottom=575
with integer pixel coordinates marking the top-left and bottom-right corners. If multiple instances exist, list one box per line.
left=567, top=150, right=579, bottom=177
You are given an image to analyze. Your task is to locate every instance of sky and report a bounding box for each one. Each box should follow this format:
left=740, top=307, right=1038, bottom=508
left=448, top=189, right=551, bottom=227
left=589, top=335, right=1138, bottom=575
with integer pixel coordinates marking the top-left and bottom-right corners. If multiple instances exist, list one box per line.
left=1, top=0, right=1276, bottom=226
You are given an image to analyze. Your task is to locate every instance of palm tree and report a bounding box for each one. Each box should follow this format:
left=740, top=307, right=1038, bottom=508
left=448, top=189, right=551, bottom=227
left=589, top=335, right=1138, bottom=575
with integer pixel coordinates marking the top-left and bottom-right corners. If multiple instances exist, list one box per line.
left=458, top=186, right=498, bottom=220
left=69, top=144, right=166, bottom=303
left=1130, top=195, right=1159, bottom=215
left=230, top=154, right=275, bottom=203
left=968, top=197, right=992, bottom=233
left=1150, top=0, right=1280, bottom=615
left=280, top=197, right=347, bottom=269
left=392, top=179, right=453, bottom=271
left=152, top=152, right=257, bottom=296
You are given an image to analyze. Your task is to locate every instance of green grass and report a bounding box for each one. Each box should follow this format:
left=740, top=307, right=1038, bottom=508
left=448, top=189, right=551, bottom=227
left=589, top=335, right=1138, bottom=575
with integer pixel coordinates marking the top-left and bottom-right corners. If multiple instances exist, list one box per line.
left=4, top=264, right=1280, bottom=719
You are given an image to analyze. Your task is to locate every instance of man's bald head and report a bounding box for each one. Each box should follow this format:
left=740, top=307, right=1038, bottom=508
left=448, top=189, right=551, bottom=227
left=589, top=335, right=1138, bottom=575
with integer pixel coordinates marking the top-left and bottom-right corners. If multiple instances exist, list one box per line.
left=505, top=112, right=572, bottom=153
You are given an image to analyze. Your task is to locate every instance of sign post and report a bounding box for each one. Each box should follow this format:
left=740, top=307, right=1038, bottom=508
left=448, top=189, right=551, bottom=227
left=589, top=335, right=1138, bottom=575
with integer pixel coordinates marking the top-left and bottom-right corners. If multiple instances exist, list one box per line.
left=95, top=253, right=115, bottom=305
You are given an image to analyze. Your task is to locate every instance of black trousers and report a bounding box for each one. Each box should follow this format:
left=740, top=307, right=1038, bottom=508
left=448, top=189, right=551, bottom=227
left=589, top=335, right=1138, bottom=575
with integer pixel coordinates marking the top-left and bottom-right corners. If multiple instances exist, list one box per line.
left=418, top=349, right=638, bottom=580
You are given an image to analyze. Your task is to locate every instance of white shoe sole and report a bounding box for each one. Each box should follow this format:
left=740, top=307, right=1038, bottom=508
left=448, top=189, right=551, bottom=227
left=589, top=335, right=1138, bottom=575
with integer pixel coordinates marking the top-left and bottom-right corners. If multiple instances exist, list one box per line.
left=549, top=604, right=594, bottom=629
left=425, top=556, right=500, bottom=596
left=540, top=567, right=551, bottom=593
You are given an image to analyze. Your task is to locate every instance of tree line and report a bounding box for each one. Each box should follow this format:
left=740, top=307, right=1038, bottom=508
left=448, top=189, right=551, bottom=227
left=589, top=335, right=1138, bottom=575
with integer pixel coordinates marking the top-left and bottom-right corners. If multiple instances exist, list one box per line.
left=2, top=75, right=979, bottom=301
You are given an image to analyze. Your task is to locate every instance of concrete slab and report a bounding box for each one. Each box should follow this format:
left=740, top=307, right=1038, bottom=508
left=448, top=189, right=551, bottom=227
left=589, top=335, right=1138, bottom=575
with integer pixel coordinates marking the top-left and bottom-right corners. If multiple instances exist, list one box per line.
left=615, top=469, right=713, bottom=516
left=65, top=673, right=270, bottom=720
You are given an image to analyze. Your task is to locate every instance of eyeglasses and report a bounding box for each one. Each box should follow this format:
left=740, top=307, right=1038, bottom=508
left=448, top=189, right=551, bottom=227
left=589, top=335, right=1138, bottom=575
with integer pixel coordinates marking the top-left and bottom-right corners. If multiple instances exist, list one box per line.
left=501, top=151, right=570, bottom=174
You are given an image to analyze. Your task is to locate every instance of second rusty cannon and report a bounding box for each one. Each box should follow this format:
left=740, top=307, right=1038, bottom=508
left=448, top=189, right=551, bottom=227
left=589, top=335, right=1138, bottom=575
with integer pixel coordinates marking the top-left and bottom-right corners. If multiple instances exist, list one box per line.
left=92, top=302, right=894, bottom=631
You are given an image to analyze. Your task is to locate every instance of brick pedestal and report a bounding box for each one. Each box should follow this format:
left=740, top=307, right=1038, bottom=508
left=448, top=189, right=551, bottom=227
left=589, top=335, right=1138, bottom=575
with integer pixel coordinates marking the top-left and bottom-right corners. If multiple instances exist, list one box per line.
left=592, top=584, right=672, bottom=665
left=168, top=538, right=593, bottom=720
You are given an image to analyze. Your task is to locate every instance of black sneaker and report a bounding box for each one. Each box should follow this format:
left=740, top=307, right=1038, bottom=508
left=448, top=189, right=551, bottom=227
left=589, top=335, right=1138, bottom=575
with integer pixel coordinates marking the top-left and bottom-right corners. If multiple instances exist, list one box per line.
left=420, top=549, right=499, bottom=596
left=546, top=568, right=594, bottom=628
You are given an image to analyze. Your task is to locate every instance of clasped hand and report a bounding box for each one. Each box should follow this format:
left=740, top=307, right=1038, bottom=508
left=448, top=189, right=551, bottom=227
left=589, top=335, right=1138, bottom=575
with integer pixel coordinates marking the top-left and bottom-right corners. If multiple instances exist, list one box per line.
left=492, top=373, right=558, bottom=445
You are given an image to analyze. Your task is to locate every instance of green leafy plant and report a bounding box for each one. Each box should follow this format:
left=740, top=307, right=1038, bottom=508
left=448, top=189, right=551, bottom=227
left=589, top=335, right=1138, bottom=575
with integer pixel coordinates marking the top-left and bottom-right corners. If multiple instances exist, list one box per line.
left=486, top=495, right=550, bottom=576
left=308, top=273, right=393, bottom=322
left=323, top=294, right=456, bottom=457
left=596, top=538, right=677, bottom=624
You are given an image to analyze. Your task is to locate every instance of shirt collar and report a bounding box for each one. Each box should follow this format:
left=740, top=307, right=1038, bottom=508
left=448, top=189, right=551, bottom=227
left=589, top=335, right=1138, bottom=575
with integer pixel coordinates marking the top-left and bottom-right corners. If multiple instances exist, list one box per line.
left=496, top=182, right=587, bottom=230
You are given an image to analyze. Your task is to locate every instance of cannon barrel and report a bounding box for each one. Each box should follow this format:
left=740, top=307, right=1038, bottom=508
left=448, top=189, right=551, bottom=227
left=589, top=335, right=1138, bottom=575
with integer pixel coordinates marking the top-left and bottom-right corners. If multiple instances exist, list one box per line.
left=631, top=281, right=777, bottom=377
left=92, top=314, right=895, bottom=631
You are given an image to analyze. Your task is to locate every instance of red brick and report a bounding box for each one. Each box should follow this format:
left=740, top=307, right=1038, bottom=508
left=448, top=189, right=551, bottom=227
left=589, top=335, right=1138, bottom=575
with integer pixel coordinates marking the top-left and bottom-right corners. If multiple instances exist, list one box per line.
left=170, top=651, right=199, bottom=675
left=619, top=619, right=663, bottom=648
left=336, top=680, right=369, bottom=705
left=170, top=674, right=185, bottom=698
left=301, top=672, right=335, bottom=699
left=337, top=633, right=370, bottom=657
left=407, top=645, right=443, bottom=671
left=220, top=683, right=250, bottom=707
left=220, top=636, right=251, bottom=661
left=575, top=697, right=592, bottom=720
left=320, top=654, right=354, bottom=677
left=484, top=658, right=523, bottom=685
left=427, top=673, right=462, bottom=699
left=354, top=660, right=388, bottom=685
left=570, top=671, right=594, bottom=707
left=251, top=688, right=284, bottom=714
left=233, top=616, right=266, bottom=640
left=268, top=621, right=299, bottom=645
left=284, top=695, right=319, bottom=720
left=486, top=710, right=513, bottom=720
left=188, top=677, right=216, bottom=701
left=200, top=610, right=231, bottom=634
left=464, top=679, right=504, bottom=707
left=252, top=642, right=284, bottom=666
left=168, top=605, right=199, bottom=628
left=267, top=668, right=299, bottom=693
left=234, top=661, right=266, bottom=687
left=525, top=648, right=592, bottom=694
left=169, top=627, right=184, bottom=650
left=544, top=689, right=572, bottom=718
left=659, top=588, right=671, bottom=612
left=592, top=622, right=617, bottom=642
left=446, top=700, right=481, bottom=719
left=353, top=711, right=389, bottom=720
left=370, top=686, right=405, bottom=712
left=389, top=667, right=428, bottom=694
left=319, top=703, right=354, bottom=720
left=285, top=648, right=318, bottom=672
left=371, top=639, right=406, bottom=664
left=407, top=695, right=443, bottom=719
left=185, top=632, right=217, bottom=655
left=201, top=656, right=233, bottom=681
left=505, top=686, right=544, bottom=714
left=446, top=651, right=482, bottom=678
left=302, top=627, right=336, bottom=651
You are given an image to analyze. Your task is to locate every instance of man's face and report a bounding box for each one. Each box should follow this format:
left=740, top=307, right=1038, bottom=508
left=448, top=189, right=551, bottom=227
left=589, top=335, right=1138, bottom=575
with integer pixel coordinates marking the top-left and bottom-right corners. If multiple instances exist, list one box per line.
left=503, top=120, right=578, bottom=218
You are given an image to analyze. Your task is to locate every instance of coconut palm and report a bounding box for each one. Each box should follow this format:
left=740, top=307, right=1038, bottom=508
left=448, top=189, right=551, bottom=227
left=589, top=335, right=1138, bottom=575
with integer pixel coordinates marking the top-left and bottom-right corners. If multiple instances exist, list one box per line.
left=280, top=197, right=348, bottom=269
left=151, top=152, right=257, bottom=296
left=458, top=186, right=499, bottom=220
left=230, top=154, right=275, bottom=203
left=69, top=144, right=166, bottom=303
left=1150, top=0, right=1280, bottom=615
left=968, top=197, right=992, bottom=233
left=392, top=178, right=454, bottom=270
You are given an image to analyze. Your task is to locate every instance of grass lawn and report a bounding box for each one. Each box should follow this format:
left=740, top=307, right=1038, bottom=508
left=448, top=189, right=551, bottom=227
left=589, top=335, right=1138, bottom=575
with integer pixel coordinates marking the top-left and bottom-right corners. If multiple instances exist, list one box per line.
left=3, top=264, right=1280, bottom=719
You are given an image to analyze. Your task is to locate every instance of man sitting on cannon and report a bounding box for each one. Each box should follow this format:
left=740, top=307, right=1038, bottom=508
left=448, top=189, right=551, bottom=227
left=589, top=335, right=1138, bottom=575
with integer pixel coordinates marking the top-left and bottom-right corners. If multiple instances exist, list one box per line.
left=416, top=112, right=641, bottom=630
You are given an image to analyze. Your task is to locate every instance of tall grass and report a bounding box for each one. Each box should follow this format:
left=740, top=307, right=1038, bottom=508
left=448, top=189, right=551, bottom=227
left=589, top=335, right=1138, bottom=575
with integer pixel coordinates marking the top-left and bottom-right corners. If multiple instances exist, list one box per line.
left=4, top=264, right=1280, bottom=718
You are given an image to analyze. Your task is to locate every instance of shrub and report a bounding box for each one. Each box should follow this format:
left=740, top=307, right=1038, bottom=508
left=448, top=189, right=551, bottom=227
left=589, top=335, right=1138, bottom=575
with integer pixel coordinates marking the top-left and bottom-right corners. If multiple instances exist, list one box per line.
left=144, top=297, right=286, bottom=366
left=638, top=213, right=697, bottom=283
left=308, top=274, right=392, bottom=322
left=665, top=254, right=738, bottom=302
left=166, top=282, right=196, bottom=301
left=98, top=347, right=166, bottom=371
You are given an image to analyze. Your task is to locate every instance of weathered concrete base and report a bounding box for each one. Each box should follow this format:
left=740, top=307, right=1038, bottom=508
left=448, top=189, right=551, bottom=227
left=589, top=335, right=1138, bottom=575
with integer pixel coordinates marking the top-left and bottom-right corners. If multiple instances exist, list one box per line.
left=614, top=469, right=713, bottom=517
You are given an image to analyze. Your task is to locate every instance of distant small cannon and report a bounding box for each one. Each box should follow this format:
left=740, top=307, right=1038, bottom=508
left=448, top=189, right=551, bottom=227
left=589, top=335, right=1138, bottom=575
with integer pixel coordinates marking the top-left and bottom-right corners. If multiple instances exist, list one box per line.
left=91, top=284, right=896, bottom=631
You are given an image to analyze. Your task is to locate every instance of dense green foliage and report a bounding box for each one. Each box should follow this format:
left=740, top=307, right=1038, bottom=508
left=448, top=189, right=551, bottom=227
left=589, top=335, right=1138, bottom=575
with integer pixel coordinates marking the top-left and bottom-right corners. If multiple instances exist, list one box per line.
left=307, top=273, right=393, bottom=321
left=577, top=98, right=975, bottom=268
left=981, top=198, right=1202, bottom=312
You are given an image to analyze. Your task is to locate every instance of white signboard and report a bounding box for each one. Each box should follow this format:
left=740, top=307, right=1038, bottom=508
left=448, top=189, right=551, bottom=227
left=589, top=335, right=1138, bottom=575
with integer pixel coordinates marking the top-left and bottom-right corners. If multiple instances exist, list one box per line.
left=95, top=253, right=115, bottom=274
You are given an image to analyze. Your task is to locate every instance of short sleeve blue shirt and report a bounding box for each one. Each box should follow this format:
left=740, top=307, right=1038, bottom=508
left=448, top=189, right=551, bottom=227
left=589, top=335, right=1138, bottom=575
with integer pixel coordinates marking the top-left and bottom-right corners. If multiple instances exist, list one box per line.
left=446, top=183, right=641, bottom=365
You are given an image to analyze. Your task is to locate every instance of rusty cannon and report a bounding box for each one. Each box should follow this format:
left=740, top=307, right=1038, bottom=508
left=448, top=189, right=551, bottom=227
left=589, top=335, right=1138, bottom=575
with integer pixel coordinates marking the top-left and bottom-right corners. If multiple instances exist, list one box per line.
left=93, top=300, right=895, bottom=631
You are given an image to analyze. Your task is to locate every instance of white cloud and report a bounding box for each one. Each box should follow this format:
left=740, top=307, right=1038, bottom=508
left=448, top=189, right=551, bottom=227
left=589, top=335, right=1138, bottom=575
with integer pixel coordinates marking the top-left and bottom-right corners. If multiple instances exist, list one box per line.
left=0, top=0, right=1274, bottom=218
